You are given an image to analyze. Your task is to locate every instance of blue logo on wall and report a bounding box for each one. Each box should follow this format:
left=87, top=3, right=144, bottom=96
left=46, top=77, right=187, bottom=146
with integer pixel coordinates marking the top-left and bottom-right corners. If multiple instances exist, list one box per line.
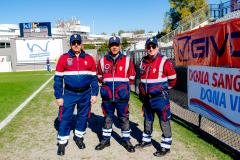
left=27, top=41, right=50, bottom=58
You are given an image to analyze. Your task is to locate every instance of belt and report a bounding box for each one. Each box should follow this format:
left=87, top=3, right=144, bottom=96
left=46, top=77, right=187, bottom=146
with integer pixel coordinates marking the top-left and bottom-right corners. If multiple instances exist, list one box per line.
left=65, top=84, right=90, bottom=93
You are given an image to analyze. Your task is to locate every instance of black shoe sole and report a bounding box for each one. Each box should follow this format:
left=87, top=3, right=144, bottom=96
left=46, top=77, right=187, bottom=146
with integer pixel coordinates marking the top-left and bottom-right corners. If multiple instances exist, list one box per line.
left=77, top=145, right=86, bottom=149
left=57, top=152, right=65, bottom=156
left=153, top=150, right=170, bottom=157
left=135, top=143, right=152, bottom=149
left=124, top=147, right=135, bottom=153
left=95, top=143, right=110, bottom=150
left=122, top=142, right=135, bottom=153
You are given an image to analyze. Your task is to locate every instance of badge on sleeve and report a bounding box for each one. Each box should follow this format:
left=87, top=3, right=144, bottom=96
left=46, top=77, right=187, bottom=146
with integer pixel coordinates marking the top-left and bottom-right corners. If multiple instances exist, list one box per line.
left=105, top=64, right=110, bottom=70
left=153, top=68, right=156, bottom=73
left=104, top=64, right=111, bottom=73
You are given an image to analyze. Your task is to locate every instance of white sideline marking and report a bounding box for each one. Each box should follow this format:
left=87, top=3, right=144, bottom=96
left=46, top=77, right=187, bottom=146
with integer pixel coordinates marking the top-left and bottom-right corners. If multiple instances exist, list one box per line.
left=0, top=76, right=54, bottom=130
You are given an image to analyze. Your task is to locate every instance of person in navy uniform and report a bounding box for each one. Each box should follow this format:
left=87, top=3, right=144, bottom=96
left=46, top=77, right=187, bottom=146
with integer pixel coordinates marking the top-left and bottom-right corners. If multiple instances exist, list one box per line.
left=95, top=36, right=136, bottom=152
left=135, top=37, right=177, bottom=157
left=54, top=34, right=99, bottom=156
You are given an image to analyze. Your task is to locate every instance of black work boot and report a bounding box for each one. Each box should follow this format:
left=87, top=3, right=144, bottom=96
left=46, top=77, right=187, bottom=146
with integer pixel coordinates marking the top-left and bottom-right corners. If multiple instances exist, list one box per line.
left=73, top=136, right=86, bottom=149
left=122, top=140, right=135, bottom=152
left=57, top=144, right=65, bottom=156
left=135, top=141, right=152, bottom=149
left=153, top=147, right=170, bottom=157
left=95, top=139, right=110, bottom=150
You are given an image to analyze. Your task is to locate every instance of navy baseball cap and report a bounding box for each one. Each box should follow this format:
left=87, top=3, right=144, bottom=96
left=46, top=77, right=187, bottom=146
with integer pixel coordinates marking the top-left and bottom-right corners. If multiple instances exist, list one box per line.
left=146, top=37, right=158, bottom=46
left=109, top=36, right=121, bottom=46
left=70, top=34, right=82, bottom=44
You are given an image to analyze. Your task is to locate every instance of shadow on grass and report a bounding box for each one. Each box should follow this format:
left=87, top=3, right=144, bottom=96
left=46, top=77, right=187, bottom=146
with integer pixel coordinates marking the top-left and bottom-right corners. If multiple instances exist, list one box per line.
left=54, top=113, right=162, bottom=151
left=88, top=113, right=161, bottom=150
left=172, top=115, right=240, bottom=160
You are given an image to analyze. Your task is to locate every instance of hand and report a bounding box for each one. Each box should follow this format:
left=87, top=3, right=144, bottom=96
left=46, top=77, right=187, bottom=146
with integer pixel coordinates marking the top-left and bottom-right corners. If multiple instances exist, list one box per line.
left=91, top=96, right=97, bottom=104
left=56, top=98, right=63, bottom=106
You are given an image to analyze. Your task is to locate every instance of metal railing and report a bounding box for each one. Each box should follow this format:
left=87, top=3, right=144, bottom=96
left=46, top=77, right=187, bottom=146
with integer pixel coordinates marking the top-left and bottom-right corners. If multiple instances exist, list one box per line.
left=159, top=4, right=210, bottom=43
left=159, top=0, right=240, bottom=44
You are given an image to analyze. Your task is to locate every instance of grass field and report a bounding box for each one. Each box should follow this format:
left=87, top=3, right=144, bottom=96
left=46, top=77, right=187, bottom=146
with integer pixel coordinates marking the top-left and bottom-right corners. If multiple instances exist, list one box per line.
left=0, top=71, right=53, bottom=122
left=0, top=71, right=235, bottom=159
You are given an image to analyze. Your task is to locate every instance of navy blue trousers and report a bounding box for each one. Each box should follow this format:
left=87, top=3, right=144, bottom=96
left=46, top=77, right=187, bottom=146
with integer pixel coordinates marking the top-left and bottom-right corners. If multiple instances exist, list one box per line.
left=57, top=89, right=91, bottom=144
left=101, top=101, right=131, bottom=141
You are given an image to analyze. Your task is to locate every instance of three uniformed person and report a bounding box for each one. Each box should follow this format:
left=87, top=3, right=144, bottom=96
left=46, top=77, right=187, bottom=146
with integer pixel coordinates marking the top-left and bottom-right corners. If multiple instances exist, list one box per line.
left=54, top=35, right=176, bottom=157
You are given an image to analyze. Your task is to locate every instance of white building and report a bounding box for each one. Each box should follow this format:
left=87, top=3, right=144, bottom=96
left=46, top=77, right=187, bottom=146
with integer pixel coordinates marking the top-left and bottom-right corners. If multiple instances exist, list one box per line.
left=0, top=20, right=90, bottom=40
left=0, top=24, right=20, bottom=40
left=0, top=20, right=91, bottom=72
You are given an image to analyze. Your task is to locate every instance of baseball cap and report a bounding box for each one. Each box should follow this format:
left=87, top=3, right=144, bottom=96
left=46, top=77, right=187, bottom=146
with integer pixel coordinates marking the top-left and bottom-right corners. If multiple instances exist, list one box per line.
left=70, top=34, right=82, bottom=44
left=145, top=37, right=158, bottom=46
left=109, top=36, right=121, bottom=46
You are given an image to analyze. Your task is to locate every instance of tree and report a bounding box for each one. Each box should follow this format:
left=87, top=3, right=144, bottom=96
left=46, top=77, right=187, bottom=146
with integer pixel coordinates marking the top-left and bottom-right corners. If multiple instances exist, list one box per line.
left=118, top=30, right=125, bottom=36
left=163, top=0, right=207, bottom=32
left=97, top=42, right=108, bottom=54
left=121, top=37, right=130, bottom=50
left=83, top=44, right=96, bottom=49
left=156, top=31, right=167, bottom=39
left=133, top=29, right=145, bottom=34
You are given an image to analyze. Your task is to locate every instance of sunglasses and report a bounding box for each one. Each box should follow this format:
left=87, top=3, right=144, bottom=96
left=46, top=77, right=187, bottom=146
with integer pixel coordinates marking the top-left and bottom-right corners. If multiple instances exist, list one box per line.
left=109, top=43, right=120, bottom=47
left=146, top=45, right=157, bottom=50
left=71, top=41, right=81, bottom=46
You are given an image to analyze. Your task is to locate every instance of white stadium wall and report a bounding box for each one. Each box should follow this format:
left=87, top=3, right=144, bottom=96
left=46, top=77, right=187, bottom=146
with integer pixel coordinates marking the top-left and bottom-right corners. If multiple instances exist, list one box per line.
left=15, top=38, right=63, bottom=63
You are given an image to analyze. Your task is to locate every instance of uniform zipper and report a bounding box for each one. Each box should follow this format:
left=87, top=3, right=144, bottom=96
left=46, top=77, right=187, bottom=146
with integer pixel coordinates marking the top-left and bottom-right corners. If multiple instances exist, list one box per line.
left=112, top=60, right=115, bottom=101
left=145, top=65, right=150, bottom=93
left=77, top=56, right=80, bottom=79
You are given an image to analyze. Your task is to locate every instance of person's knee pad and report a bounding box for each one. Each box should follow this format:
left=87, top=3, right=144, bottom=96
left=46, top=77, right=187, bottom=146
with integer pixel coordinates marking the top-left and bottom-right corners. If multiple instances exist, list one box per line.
left=144, top=120, right=153, bottom=135
left=160, top=120, right=172, bottom=137
left=103, top=116, right=113, bottom=129
left=119, top=117, right=130, bottom=131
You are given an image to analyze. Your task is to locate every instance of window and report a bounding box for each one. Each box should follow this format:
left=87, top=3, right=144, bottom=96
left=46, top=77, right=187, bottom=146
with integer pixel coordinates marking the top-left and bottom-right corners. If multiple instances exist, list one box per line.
left=0, top=43, right=5, bottom=48
left=0, top=42, right=10, bottom=48
left=6, top=43, right=10, bottom=48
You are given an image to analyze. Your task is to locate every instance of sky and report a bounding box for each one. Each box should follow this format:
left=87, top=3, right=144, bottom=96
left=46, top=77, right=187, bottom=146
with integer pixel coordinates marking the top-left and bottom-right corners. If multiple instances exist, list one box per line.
left=0, top=0, right=226, bottom=35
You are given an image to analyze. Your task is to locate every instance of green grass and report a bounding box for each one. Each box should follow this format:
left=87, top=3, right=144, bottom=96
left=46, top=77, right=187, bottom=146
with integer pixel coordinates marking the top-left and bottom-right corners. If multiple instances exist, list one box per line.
left=130, top=92, right=233, bottom=160
left=0, top=71, right=53, bottom=122
left=0, top=80, right=57, bottom=153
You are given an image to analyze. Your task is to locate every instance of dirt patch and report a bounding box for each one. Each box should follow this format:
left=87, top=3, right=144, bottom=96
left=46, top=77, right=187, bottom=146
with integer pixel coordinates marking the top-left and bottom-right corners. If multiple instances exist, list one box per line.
left=0, top=82, right=198, bottom=160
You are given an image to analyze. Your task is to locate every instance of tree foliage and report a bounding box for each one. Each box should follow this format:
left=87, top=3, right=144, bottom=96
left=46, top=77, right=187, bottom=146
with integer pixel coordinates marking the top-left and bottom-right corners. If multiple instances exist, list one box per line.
left=97, top=43, right=108, bottom=54
left=118, top=29, right=145, bottom=36
left=83, top=44, right=96, bottom=49
left=133, top=29, right=145, bottom=34
left=118, top=30, right=125, bottom=36
left=156, top=31, right=167, bottom=39
left=121, top=37, right=130, bottom=50
left=163, top=0, right=207, bottom=32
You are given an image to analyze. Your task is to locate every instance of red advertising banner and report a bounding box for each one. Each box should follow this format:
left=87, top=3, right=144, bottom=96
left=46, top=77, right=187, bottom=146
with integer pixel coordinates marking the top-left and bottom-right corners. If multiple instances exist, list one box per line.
left=173, top=18, right=240, bottom=67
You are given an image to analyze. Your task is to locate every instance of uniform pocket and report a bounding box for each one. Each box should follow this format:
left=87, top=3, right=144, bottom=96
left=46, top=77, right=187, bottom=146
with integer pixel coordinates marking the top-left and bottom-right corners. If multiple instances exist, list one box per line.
left=148, top=84, right=164, bottom=96
left=115, top=84, right=129, bottom=100
left=100, top=85, right=112, bottom=100
left=139, top=83, right=146, bottom=96
left=162, top=104, right=171, bottom=122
